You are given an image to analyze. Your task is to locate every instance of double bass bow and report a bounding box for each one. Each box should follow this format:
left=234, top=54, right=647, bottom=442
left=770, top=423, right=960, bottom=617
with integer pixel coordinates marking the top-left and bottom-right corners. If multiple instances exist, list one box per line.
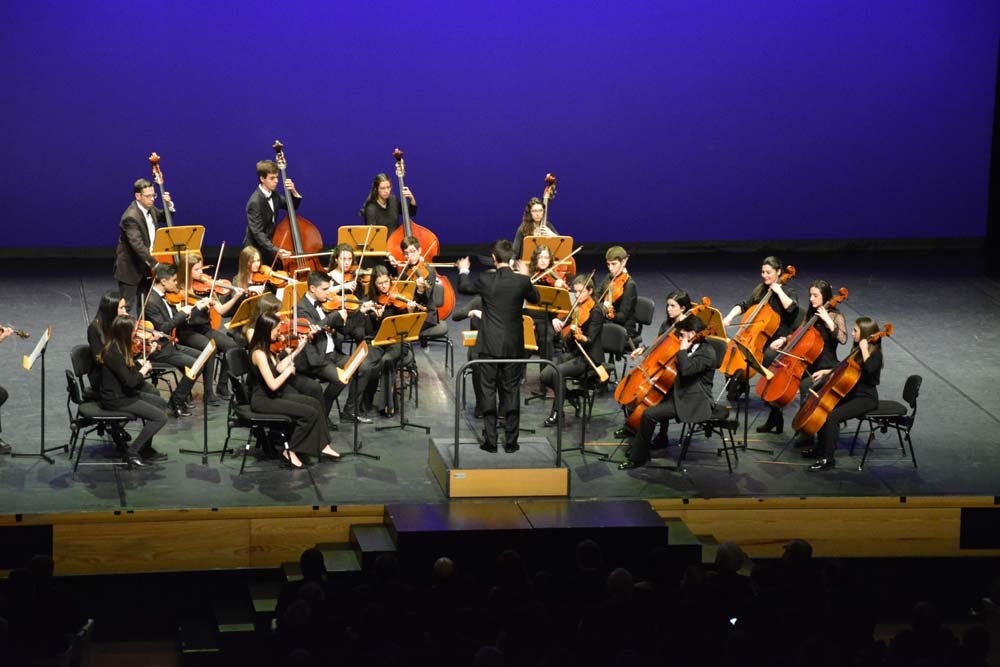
left=791, top=323, right=893, bottom=438
left=756, top=287, right=849, bottom=407
left=719, top=266, right=796, bottom=380
left=271, top=140, right=325, bottom=279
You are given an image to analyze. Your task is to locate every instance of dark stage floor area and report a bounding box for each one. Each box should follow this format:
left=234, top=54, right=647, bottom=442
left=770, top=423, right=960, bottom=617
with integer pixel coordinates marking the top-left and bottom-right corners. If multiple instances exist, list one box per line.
left=0, top=250, right=998, bottom=515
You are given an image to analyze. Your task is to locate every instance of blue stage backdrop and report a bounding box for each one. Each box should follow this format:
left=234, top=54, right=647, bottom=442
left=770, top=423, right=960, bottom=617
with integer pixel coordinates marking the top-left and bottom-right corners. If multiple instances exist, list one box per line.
left=4, top=1, right=997, bottom=250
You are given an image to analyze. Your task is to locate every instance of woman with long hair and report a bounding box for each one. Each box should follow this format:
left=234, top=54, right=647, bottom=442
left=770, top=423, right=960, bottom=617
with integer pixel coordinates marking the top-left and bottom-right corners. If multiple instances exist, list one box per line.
left=358, top=173, right=417, bottom=234
left=512, top=196, right=557, bottom=258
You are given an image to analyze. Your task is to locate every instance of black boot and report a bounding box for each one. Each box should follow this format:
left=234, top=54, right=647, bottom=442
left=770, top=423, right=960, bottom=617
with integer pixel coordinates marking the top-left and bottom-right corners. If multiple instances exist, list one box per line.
left=756, top=407, right=784, bottom=434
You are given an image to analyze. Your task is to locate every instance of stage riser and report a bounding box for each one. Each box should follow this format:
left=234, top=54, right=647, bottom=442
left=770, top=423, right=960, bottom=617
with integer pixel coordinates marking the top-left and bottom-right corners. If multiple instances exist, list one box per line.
left=428, top=439, right=569, bottom=497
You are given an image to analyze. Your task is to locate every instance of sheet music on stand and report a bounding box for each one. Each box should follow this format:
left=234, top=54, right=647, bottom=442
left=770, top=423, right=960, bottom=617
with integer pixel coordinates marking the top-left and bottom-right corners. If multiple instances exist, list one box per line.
left=22, top=326, right=51, bottom=371
left=15, top=326, right=59, bottom=463
left=337, top=341, right=369, bottom=384
left=185, top=339, right=217, bottom=381
left=279, top=279, right=309, bottom=314
left=373, top=312, right=429, bottom=434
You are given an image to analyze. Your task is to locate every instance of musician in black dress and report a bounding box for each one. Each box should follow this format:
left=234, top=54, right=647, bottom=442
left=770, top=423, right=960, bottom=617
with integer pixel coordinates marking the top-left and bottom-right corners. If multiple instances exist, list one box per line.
left=512, top=197, right=558, bottom=258
left=247, top=313, right=340, bottom=469
left=360, top=266, right=416, bottom=417
left=767, top=279, right=847, bottom=447
left=541, top=274, right=604, bottom=427
left=359, top=173, right=417, bottom=234
left=97, top=316, right=169, bottom=465
left=244, top=160, right=301, bottom=265
left=619, top=316, right=717, bottom=470
left=721, top=255, right=798, bottom=432
left=457, top=240, right=541, bottom=452
left=802, top=316, right=883, bottom=471
left=0, top=324, right=17, bottom=454
left=525, top=244, right=569, bottom=362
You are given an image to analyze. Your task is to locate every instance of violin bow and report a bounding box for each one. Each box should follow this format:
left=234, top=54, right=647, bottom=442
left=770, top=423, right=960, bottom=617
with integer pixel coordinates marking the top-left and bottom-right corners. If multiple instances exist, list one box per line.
left=559, top=269, right=596, bottom=327
left=136, top=281, right=158, bottom=363
left=531, top=245, right=582, bottom=284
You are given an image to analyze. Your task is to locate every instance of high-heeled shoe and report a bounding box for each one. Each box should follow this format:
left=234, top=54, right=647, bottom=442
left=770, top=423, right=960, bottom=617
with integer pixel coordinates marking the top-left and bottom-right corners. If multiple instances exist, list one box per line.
left=321, top=447, right=341, bottom=461
left=755, top=408, right=784, bottom=434
left=281, top=450, right=304, bottom=468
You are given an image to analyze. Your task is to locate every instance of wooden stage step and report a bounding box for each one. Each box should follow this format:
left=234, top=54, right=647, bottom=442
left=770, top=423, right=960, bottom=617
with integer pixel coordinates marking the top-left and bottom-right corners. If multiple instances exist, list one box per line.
left=427, top=437, right=569, bottom=498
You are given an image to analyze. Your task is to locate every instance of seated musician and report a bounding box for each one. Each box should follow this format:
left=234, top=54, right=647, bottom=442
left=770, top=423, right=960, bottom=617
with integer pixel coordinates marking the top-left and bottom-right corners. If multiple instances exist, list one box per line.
left=395, top=235, right=438, bottom=333
left=328, top=243, right=360, bottom=294
left=232, top=246, right=268, bottom=297
left=97, top=315, right=170, bottom=465
left=721, top=255, right=798, bottom=430
left=512, top=196, right=558, bottom=258
left=175, top=252, right=240, bottom=405
left=145, top=263, right=209, bottom=417
left=360, top=265, right=418, bottom=417
left=614, top=290, right=694, bottom=441
left=600, top=245, right=639, bottom=346
left=768, top=279, right=847, bottom=448
left=247, top=313, right=340, bottom=469
left=295, top=271, right=375, bottom=424
left=526, top=244, right=569, bottom=362
left=618, top=316, right=716, bottom=470
left=359, top=173, right=416, bottom=234
left=541, top=274, right=604, bottom=426
left=801, top=316, right=883, bottom=471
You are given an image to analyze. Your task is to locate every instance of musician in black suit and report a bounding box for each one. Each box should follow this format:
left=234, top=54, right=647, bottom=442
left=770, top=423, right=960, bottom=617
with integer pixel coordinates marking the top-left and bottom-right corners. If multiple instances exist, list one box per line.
left=244, top=160, right=301, bottom=265
left=457, top=240, right=540, bottom=453
left=0, top=324, right=16, bottom=454
left=145, top=263, right=205, bottom=417
left=295, top=271, right=374, bottom=425
left=113, top=179, right=175, bottom=315
left=618, top=316, right=717, bottom=470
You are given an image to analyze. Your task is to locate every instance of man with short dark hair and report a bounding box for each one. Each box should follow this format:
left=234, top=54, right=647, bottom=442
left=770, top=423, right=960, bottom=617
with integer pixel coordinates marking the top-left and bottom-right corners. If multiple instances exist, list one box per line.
left=114, top=178, right=176, bottom=315
left=456, top=240, right=540, bottom=452
left=244, top=159, right=301, bottom=265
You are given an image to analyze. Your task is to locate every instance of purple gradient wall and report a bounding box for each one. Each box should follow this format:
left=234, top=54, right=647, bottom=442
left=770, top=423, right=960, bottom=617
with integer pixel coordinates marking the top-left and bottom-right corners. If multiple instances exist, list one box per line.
left=4, top=1, right=997, bottom=249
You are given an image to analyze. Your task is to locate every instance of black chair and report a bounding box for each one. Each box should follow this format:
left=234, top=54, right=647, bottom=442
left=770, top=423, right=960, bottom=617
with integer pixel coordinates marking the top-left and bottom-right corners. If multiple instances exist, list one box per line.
left=66, top=345, right=136, bottom=473
left=419, top=283, right=454, bottom=374
left=221, top=347, right=293, bottom=474
left=849, top=374, right=921, bottom=470
left=673, top=336, right=740, bottom=473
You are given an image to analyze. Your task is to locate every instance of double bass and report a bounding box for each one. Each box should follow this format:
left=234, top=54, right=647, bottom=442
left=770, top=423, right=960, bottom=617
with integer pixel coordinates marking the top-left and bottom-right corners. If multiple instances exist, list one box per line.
left=148, top=152, right=173, bottom=228
left=791, top=323, right=893, bottom=437
left=719, top=266, right=796, bottom=379
left=270, top=140, right=326, bottom=279
left=756, top=287, right=848, bottom=407
left=386, top=149, right=455, bottom=320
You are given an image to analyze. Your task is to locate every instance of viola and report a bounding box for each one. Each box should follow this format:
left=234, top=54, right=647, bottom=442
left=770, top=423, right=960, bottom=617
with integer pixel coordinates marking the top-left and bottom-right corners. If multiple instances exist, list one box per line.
left=756, top=287, right=849, bottom=407
left=602, top=270, right=629, bottom=320
left=271, top=316, right=314, bottom=353
left=719, top=266, right=797, bottom=379
left=131, top=319, right=161, bottom=357
left=251, top=265, right=291, bottom=288
left=322, top=293, right=363, bottom=313
left=377, top=290, right=427, bottom=312
left=191, top=276, right=244, bottom=298
left=791, top=323, right=893, bottom=437
left=270, top=140, right=326, bottom=278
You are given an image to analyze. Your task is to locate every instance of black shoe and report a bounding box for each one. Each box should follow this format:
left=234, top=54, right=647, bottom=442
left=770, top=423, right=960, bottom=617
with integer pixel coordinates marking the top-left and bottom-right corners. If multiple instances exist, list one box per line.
left=543, top=411, right=561, bottom=427
left=755, top=409, right=784, bottom=434
left=139, top=447, right=168, bottom=462
left=473, top=408, right=483, bottom=419
left=381, top=406, right=396, bottom=418
left=808, top=458, right=835, bottom=471
left=618, top=460, right=645, bottom=470
left=480, top=442, right=498, bottom=453
left=183, top=400, right=195, bottom=410
left=504, top=443, right=520, bottom=453
left=566, top=394, right=582, bottom=417
left=0, top=441, right=11, bottom=455
left=800, top=448, right=820, bottom=459
left=613, top=427, right=633, bottom=440
left=326, top=418, right=340, bottom=432
left=128, top=456, right=146, bottom=468
left=650, top=435, right=670, bottom=450
left=204, top=393, right=223, bottom=407
left=169, top=404, right=192, bottom=418
left=341, top=413, right=373, bottom=424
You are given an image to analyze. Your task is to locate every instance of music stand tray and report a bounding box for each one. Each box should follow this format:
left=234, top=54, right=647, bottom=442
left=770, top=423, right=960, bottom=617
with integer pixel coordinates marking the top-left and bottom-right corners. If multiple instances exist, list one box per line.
left=338, top=225, right=389, bottom=257
left=225, top=294, right=263, bottom=330
left=525, top=285, right=572, bottom=317
left=521, top=235, right=574, bottom=264
left=373, top=312, right=429, bottom=433
left=151, top=225, right=204, bottom=263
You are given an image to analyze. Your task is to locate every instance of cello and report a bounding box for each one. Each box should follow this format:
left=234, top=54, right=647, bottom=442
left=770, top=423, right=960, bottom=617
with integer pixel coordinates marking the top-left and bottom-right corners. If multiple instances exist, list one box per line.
left=719, top=266, right=796, bottom=379
left=791, top=323, right=893, bottom=437
left=756, top=287, right=848, bottom=407
left=386, top=149, right=455, bottom=320
left=270, top=140, right=326, bottom=280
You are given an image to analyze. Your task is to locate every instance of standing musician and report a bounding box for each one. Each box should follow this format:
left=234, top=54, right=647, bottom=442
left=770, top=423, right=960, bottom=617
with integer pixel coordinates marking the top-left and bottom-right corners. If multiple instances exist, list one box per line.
left=360, top=265, right=417, bottom=417
left=613, top=290, right=694, bottom=441
left=396, top=235, right=438, bottom=331
left=359, top=173, right=417, bottom=234
left=512, top=196, right=557, bottom=258
left=248, top=313, right=340, bottom=469
left=295, top=271, right=375, bottom=425
left=618, top=316, right=716, bottom=470
left=768, top=279, right=847, bottom=447
left=114, top=178, right=176, bottom=315
left=145, top=263, right=208, bottom=417
left=721, top=255, right=798, bottom=430
left=541, top=274, right=604, bottom=427
left=175, top=252, right=241, bottom=405
left=97, top=315, right=170, bottom=466
left=599, top=246, right=639, bottom=345
left=801, top=316, right=883, bottom=471
left=457, top=240, right=540, bottom=452
left=0, top=324, right=17, bottom=455
left=244, top=159, right=301, bottom=265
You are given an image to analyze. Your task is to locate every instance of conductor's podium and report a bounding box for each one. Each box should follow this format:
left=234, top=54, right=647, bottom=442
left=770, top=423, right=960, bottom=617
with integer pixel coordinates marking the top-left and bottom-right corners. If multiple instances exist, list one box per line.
left=428, top=438, right=569, bottom=498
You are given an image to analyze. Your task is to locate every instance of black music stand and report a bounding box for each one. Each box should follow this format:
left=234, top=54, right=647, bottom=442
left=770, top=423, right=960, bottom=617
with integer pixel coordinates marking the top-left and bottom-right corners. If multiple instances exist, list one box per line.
left=521, top=234, right=575, bottom=265
left=374, top=312, right=429, bottom=433
left=524, top=286, right=573, bottom=405
left=179, top=340, right=218, bottom=465
left=338, top=225, right=389, bottom=258
left=724, top=339, right=775, bottom=456
left=151, top=225, right=204, bottom=265
left=336, top=342, right=375, bottom=461
left=12, top=327, right=60, bottom=464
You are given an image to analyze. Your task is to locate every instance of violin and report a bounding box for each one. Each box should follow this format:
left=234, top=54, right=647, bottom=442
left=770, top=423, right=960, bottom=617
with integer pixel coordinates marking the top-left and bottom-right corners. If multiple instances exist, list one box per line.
left=0, top=324, right=30, bottom=339
left=602, top=270, right=629, bottom=320
left=792, top=323, right=893, bottom=437
left=251, top=264, right=291, bottom=288
left=191, top=276, right=246, bottom=298
left=377, top=290, right=427, bottom=312
left=131, top=319, right=161, bottom=357
left=271, top=316, right=314, bottom=353
left=323, top=293, right=363, bottom=313
left=756, top=287, right=849, bottom=407
left=719, top=266, right=797, bottom=379
left=270, top=140, right=325, bottom=278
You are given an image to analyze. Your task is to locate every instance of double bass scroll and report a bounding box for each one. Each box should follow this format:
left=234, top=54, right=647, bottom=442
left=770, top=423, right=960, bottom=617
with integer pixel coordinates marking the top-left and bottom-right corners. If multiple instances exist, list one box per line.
left=270, top=140, right=325, bottom=278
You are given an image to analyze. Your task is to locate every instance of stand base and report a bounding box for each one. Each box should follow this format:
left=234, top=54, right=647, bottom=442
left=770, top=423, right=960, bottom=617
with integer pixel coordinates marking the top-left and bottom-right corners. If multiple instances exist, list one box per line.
left=428, top=438, right=569, bottom=498
left=340, top=440, right=380, bottom=461
left=10, top=446, right=62, bottom=465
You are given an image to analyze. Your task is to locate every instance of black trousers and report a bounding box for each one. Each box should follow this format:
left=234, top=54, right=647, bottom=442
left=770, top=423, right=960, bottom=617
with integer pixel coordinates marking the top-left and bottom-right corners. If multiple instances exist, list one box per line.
left=149, top=343, right=198, bottom=407
left=302, top=351, right=374, bottom=417
left=540, top=356, right=589, bottom=409
left=102, top=392, right=169, bottom=455
left=479, top=354, right=524, bottom=448
left=118, top=277, right=152, bottom=318
left=817, top=396, right=877, bottom=459
left=250, top=386, right=328, bottom=456
left=176, top=327, right=239, bottom=395
left=628, top=400, right=678, bottom=465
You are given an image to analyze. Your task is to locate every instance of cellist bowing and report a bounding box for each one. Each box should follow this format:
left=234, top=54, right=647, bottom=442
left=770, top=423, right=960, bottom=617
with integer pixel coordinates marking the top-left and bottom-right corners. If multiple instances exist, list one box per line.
left=721, top=255, right=798, bottom=430
left=618, top=316, right=716, bottom=470
left=244, top=159, right=301, bottom=265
